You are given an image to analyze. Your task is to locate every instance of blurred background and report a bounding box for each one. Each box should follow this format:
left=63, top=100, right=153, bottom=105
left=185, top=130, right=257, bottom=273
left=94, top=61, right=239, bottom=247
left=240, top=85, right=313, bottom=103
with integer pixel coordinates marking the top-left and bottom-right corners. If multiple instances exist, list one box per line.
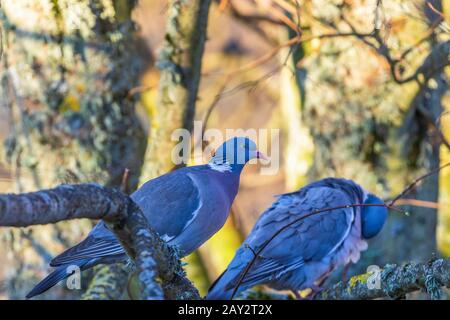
left=0, top=0, right=449, bottom=299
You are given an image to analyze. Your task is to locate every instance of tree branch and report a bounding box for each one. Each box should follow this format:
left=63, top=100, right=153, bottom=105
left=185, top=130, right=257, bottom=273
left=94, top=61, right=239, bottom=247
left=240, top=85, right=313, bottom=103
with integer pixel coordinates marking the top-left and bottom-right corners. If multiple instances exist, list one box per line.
left=82, top=263, right=129, bottom=300
left=316, top=259, right=450, bottom=300
left=0, top=184, right=200, bottom=300
left=307, top=1, right=448, bottom=85
left=241, top=258, right=450, bottom=300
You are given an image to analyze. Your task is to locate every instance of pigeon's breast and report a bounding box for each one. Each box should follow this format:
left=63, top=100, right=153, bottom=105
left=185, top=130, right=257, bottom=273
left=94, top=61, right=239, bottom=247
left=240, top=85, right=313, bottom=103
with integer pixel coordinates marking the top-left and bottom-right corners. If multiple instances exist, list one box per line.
left=327, top=209, right=368, bottom=270
left=167, top=171, right=240, bottom=255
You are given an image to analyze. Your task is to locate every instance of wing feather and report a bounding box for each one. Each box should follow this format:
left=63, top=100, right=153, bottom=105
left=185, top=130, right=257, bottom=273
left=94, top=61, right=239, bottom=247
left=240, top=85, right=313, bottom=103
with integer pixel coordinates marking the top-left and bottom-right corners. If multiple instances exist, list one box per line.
left=50, top=237, right=124, bottom=266
left=229, top=186, right=357, bottom=288
left=131, top=166, right=202, bottom=241
left=50, top=222, right=124, bottom=266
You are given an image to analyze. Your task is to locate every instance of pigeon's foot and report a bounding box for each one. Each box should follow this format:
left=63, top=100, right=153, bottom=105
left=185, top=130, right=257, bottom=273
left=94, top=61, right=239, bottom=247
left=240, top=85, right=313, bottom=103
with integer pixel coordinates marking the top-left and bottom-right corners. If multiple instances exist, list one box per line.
left=308, top=284, right=324, bottom=300
left=291, top=290, right=302, bottom=300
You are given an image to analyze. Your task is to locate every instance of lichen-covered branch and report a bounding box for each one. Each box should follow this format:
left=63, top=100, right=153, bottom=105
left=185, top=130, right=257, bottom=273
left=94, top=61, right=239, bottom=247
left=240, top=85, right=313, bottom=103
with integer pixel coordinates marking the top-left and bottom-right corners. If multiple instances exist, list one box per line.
left=0, top=184, right=200, bottom=300
left=82, top=263, right=129, bottom=300
left=317, top=259, right=450, bottom=300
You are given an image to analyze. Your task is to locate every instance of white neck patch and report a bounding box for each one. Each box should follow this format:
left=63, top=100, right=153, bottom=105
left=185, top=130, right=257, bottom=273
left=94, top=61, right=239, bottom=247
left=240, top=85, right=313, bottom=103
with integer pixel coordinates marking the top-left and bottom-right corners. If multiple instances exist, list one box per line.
left=208, top=161, right=232, bottom=172
left=362, top=189, right=370, bottom=203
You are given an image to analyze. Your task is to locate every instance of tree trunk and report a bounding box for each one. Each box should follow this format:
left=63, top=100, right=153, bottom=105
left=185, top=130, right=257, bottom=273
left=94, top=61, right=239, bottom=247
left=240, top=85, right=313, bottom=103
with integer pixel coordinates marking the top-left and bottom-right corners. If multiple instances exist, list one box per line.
left=293, top=0, right=447, bottom=282
left=356, top=0, right=446, bottom=269
left=0, top=0, right=149, bottom=299
left=279, top=24, right=313, bottom=191
left=1, top=0, right=149, bottom=190
left=140, top=0, right=212, bottom=181
left=367, top=72, right=446, bottom=267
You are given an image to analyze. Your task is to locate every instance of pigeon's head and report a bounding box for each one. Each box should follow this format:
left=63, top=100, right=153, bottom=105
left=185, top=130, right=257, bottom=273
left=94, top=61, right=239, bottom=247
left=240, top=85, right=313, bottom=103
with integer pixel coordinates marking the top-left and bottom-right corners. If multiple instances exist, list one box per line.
left=209, top=137, right=267, bottom=173
left=361, top=193, right=388, bottom=239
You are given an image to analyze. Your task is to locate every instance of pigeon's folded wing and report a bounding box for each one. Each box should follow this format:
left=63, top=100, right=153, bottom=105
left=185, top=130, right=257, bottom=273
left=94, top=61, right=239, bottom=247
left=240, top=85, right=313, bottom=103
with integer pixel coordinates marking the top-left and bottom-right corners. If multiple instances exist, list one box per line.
left=130, top=167, right=203, bottom=242
left=225, top=186, right=356, bottom=290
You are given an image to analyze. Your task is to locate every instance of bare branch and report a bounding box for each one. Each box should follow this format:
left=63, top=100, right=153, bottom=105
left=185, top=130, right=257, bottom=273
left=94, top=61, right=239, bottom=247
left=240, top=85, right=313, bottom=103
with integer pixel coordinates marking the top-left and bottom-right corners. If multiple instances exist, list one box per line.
left=427, top=2, right=445, bottom=19
left=120, top=168, right=131, bottom=194
left=389, top=162, right=450, bottom=206
left=394, top=198, right=440, bottom=209
left=307, top=2, right=448, bottom=85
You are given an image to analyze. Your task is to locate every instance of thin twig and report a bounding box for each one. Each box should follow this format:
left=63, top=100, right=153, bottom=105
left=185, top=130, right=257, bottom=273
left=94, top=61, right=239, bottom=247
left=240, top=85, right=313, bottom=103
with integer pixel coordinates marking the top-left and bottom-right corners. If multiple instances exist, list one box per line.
left=427, top=2, right=445, bottom=19
left=219, top=0, right=229, bottom=11
left=268, top=3, right=301, bottom=36
left=389, top=162, right=450, bottom=206
left=416, top=105, right=450, bottom=151
left=120, top=168, right=130, bottom=194
left=271, top=0, right=297, bottom=16
left=127, top=85, right=153, bottom=97
left=227, top=35, right=301, bottom=76
left=307, top=1, right=446, bottom=85
left=394, top=199, right=440, bottom=209
left=436, top=111, right=450, bottom=127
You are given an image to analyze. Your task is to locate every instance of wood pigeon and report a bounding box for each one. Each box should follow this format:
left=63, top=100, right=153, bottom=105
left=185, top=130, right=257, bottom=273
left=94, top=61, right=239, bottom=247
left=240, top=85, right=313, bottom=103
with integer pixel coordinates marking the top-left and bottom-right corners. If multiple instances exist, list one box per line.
left=206, top=178, right=388, bottom=300
left=27, top=137, right=266, bottom=298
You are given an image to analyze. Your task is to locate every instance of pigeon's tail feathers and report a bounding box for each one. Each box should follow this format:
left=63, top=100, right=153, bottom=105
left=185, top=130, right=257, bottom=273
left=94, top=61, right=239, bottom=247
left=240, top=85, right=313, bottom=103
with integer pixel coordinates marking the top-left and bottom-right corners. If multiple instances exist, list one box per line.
left=26, top=259, right=93, bottom=299
left=206, top=248, right=255, bottom=300
left=205, top=269, right=237, bottom=300
left=50, top=236, right=123, bottom=267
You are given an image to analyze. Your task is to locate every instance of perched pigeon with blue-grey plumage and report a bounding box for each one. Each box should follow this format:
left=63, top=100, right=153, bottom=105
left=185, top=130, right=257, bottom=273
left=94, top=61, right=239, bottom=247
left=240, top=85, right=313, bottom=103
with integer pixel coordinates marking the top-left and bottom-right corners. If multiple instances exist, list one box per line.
left=206, top=178, right=388, bottom=300
left=27, top=137, right=266, bottom=298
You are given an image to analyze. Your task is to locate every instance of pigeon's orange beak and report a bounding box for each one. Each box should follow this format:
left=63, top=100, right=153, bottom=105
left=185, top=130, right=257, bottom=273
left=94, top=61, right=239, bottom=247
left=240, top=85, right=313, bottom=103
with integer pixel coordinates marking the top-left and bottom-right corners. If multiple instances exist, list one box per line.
left=256, top=150, right=269, bottom=161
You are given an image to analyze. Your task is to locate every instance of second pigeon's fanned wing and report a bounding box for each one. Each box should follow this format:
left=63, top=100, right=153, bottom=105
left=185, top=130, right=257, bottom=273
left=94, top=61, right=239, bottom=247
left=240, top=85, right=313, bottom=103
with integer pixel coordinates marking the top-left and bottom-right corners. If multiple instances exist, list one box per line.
left=50, top=222, right=124, bottom=267
left=219, top=185, right=358, bottom=292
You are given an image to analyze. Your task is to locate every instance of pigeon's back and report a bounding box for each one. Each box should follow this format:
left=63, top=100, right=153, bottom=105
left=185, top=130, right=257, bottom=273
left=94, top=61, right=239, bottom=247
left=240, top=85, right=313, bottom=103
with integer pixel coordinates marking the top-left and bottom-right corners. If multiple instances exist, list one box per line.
left=207, top=178, right=367, bottom=299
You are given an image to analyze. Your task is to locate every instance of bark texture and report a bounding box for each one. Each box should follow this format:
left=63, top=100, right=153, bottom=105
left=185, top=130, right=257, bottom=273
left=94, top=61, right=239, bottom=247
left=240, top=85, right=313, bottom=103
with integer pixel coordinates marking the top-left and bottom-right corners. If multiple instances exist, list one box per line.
left=82, top=264, right=129, bottom=300
left=1, top=0, right=148, bottom=190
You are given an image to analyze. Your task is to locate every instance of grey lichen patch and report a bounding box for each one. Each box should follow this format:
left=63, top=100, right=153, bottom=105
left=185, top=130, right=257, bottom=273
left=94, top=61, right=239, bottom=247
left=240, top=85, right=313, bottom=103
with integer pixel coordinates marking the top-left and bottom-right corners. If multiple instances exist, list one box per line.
left=317, top=259, right=450, bottom=300
left=1, top=0, right=147, bottom=190
left=82, top=263, right=129, bottom=300
left=136, top=228, right=152, bottom=238
left=425, top=274, right=442, bottom=300
left=137, top=255, right=164, bottom=300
